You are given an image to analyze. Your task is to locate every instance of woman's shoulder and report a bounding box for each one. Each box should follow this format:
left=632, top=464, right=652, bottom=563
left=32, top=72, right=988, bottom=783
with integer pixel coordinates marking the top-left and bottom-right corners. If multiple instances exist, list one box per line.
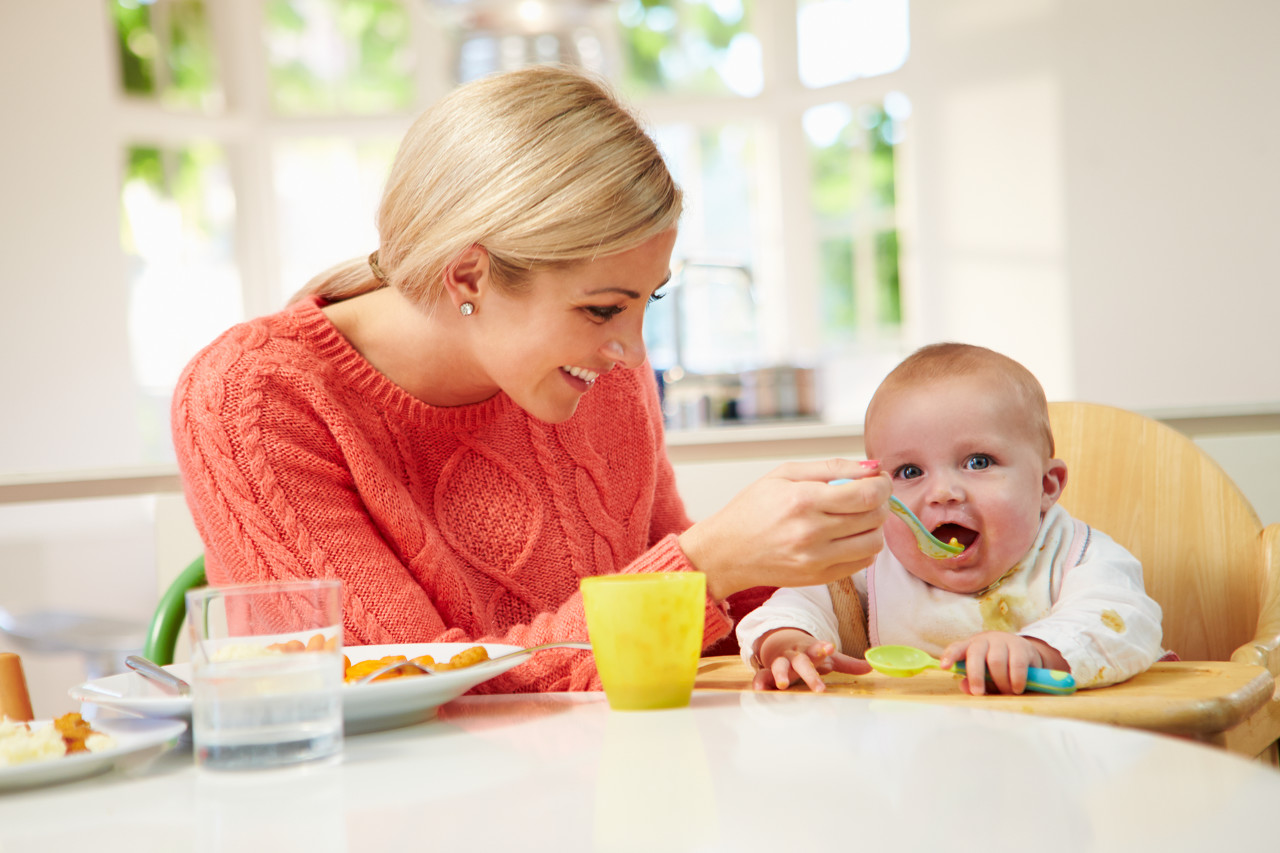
left=182, top=298, right=331, bottom=371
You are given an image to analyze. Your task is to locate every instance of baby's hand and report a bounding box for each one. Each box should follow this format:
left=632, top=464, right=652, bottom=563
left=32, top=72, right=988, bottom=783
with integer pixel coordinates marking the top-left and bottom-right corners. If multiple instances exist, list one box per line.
left=939, top=633, right=1068, bottom=695
left=751, top=628, right=870, bottom=692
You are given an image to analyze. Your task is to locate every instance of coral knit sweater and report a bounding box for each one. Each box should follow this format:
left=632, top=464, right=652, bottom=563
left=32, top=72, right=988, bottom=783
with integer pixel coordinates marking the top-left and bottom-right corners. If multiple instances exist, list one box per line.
left=171, top=296, right=735, bottom=693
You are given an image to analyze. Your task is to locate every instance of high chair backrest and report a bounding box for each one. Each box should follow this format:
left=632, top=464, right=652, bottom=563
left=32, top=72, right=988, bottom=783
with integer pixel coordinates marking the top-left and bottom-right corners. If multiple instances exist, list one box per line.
left=1048, top=402, right=1280, bottom=669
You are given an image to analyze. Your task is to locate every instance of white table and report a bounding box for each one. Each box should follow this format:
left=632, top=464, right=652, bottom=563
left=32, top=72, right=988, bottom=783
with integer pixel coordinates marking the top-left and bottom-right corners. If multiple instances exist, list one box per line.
left=2, top=691, right=1278, bottom=852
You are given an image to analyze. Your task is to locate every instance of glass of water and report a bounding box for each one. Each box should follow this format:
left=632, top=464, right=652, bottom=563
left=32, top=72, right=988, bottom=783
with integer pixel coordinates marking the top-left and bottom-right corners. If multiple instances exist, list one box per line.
left=185, top=579, right=344, bottom=771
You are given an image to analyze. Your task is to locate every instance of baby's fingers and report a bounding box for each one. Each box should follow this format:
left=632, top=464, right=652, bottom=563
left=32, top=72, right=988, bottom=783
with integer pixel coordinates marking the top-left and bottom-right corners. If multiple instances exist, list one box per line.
left=787, top=651, right=827, bottom=693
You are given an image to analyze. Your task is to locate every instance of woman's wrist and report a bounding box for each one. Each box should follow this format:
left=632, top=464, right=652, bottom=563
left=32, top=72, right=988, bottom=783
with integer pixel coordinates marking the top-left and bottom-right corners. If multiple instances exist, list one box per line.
left=678, top=522, right=741, bottom=601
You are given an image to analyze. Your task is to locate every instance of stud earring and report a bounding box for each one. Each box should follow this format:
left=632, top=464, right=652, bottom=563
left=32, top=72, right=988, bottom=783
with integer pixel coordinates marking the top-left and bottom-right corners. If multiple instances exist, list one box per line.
left=459, top=302, right=475, bottom=316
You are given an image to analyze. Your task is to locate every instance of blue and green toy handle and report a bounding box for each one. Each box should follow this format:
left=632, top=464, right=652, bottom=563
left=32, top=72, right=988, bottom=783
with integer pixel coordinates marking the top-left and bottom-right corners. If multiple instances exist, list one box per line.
left=952, top=660, right=1077, bottom=695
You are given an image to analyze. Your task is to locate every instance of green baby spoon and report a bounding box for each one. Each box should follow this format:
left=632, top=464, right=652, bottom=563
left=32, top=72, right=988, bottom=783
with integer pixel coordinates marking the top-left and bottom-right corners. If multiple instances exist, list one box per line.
left=829, top=479, right=964, bottom=559
left=865, top=644, right=1077, bottom=695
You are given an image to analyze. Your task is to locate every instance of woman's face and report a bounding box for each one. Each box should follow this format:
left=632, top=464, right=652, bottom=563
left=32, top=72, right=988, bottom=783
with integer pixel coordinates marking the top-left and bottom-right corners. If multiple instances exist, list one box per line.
left=865, top=374, right=1063, bottom=594
left=471, top=228, right=677, bottom=423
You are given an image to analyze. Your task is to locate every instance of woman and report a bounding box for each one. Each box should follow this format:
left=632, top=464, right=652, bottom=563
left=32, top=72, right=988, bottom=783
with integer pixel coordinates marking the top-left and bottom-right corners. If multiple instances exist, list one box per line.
left=172, top=65, right=890, bottom=692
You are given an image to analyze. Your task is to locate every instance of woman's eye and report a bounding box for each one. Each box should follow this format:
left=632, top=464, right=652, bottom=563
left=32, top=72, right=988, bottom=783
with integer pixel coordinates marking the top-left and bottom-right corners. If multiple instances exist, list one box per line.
left=964, top=455, right=993, bottom=471
left=586, top=305, right=625, bottom=321
left=647, top=290, right=667, bottom=306
left=894, top=464, right=923, bottom=480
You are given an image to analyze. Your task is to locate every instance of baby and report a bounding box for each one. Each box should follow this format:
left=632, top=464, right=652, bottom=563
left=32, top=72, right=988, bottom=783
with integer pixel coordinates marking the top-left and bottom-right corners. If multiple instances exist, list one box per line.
left=736, top=343, right=1165, bottom=695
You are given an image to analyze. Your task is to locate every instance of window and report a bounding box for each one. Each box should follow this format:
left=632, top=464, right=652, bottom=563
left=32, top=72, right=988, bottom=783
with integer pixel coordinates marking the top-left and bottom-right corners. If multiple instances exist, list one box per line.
left=805, top=96, right=909, bottom=342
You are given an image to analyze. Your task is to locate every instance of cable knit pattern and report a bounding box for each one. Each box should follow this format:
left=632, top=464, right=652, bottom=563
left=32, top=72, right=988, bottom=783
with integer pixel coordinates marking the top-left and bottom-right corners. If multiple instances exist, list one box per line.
left=172, top=296, right=733, bottom=693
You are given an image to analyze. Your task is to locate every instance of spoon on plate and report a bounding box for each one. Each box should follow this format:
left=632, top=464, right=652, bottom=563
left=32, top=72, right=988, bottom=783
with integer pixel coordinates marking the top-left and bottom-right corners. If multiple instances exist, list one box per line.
left=829, top=479, right=964, bottom=559
left=353, top=641, right=593, bottom=685
left=125, top=655, right=191, bottom=696
left=864, top=644, right=1076, bottom=695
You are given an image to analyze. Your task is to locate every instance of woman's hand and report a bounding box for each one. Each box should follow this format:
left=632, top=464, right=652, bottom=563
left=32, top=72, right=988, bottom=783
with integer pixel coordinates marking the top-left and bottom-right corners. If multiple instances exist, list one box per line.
left=751, top=628, right=871, bottom=692
left=939, top=633, right=1070, bottom=695
left=679, top=459, right=891, bottom=600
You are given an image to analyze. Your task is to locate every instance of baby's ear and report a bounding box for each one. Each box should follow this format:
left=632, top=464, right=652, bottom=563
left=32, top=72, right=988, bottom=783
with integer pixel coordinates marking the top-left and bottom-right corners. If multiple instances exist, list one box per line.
left=1041, top=458, right=1068, bottom=513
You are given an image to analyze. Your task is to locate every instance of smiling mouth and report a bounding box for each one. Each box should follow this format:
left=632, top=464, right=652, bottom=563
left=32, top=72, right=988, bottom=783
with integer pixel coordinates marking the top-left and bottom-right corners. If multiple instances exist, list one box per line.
left=561, top=365, right=599, bottom=386
left=932, top=523, right=978, bottom=549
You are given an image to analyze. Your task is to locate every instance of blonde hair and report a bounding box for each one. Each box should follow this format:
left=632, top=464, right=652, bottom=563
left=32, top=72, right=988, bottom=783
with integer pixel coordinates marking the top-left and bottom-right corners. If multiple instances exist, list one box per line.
left=868, top=343, right=1056, bottom=456
left=294, top=65, right=682, bottom=305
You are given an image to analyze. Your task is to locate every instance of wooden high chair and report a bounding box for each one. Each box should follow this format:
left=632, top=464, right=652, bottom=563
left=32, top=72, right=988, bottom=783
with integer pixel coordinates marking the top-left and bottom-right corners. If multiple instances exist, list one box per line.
left=1049, top=402, right=1280, bottom=759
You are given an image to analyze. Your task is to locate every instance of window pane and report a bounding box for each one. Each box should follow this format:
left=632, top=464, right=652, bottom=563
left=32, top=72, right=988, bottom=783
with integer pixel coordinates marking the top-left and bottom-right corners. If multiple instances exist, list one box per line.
left=805, top=98, right=906, bottom=341
left=110, top=0, right=224, bottom=112
left=265, top=0, right=414, bottom=115
left=120, top=142, right=241, bottom=461
left=646, top=122, right=761, bottom=375
left=616, top=0, right=761, bottom=97
left=797, top=0, right=909, bottom=89
left=273, top=137, right=399, bottom=305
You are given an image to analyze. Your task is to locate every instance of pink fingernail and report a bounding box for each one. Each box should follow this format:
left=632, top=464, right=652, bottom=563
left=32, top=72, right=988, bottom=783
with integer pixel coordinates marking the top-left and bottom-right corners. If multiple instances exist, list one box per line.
left=859, top=459, right=880, bottom=469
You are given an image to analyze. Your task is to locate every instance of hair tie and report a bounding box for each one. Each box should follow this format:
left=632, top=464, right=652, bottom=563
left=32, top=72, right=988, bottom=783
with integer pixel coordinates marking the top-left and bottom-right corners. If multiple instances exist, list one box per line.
left=368, top=251, right=389, bottom=284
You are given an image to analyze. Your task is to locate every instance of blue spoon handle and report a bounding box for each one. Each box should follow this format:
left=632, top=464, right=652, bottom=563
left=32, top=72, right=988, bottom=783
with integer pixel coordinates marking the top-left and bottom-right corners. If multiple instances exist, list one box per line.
left=953, top=661, right=1077, bottom=695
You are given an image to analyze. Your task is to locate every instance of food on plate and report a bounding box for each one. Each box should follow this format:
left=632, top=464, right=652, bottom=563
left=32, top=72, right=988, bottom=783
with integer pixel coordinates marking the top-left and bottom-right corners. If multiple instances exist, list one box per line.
left=0, top=712, right=115, bottom=767
left=207, top=632, right=492, bottom=685
left=341, top=646, right=491, bottom=683
left=266, top=633, right=339, bottom=654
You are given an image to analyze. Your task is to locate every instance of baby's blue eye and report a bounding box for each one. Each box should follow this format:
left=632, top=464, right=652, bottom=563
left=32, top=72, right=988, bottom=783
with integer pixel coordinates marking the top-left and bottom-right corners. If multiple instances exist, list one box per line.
left=894, top=464, right=923, bottom=480
left=964, top=455, right=993, bottom=471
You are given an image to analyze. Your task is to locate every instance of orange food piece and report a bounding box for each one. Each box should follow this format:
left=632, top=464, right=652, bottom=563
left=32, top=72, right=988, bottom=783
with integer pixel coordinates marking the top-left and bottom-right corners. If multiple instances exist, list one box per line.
left=53, top=712, right=97, bottom=754
left=433, top=646, right=490, bottom=671
left=342, top=645, right=488, bottom=683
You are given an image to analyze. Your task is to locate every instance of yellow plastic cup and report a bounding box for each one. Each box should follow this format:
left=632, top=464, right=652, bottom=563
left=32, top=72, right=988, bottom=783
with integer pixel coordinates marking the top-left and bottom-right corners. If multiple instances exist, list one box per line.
left=580, top=572, right=707, bottom=711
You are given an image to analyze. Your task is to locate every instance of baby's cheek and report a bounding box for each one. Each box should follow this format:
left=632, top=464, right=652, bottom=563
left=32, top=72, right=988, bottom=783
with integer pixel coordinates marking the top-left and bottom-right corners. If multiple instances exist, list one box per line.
left=882, top=525, right=916, bottom=562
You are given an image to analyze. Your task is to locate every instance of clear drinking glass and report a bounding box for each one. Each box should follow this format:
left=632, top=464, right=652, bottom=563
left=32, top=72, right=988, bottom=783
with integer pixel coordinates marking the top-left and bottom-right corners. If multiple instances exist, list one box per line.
left=185, top=579, right=344, bottom=771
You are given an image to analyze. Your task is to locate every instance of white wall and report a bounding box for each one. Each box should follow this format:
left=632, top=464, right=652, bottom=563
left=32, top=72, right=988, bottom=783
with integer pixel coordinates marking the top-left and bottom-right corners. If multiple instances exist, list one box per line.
left=0, top=1, right=142, bottom=473
left=905, top=0, right=1280, bottom=410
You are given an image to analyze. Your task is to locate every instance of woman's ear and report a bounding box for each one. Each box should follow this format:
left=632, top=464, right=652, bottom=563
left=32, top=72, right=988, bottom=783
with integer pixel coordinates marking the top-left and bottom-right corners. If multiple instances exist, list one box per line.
left=442, top=244, right=489, bottom=308
left=1041, top=458, right=1068, bottom=513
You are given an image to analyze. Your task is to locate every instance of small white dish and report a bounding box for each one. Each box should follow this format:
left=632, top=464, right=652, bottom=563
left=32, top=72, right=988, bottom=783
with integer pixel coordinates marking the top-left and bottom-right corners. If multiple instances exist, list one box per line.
left=70, top=642, right=550, bottom=735
left=0, top=717, right=187, bottom=792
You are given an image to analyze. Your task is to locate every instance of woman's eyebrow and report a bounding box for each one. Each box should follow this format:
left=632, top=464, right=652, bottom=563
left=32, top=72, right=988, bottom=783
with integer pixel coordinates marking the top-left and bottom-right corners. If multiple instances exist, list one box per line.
left=585, top=273, right=672, bottom=300
left=584, top=286, right=642, bottom=299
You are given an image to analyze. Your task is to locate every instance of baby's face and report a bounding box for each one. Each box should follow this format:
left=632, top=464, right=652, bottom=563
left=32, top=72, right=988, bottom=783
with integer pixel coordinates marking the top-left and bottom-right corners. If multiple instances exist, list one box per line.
left=865, top=374, right=1062, bottom=594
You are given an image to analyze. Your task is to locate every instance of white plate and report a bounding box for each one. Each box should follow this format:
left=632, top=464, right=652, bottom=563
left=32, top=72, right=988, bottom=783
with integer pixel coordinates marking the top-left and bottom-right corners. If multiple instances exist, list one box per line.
left=69, top=643, right=547, bottom=735
left=0, top=717, right=187, bottom=792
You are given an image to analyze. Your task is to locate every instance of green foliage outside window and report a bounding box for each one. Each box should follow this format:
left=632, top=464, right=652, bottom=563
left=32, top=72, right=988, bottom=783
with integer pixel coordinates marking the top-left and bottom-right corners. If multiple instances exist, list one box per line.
left=120, top=143, right=230, bottom=256
left=110, top=0, right=220, bottom=110
left=808, top=103, right=902, bottom=340
left=265, top=0, right=413, bottom=115
left=617, top=0, right=755, bottom=95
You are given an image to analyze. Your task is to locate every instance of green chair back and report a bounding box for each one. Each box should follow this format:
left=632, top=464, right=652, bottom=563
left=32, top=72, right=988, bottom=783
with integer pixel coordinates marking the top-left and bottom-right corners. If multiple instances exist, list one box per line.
left=143, top=554, right=206, bottom=665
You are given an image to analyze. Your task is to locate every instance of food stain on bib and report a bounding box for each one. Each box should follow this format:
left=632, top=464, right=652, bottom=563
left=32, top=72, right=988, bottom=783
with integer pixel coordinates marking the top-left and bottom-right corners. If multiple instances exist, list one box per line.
left=979, top=593, right=1029, bottom=633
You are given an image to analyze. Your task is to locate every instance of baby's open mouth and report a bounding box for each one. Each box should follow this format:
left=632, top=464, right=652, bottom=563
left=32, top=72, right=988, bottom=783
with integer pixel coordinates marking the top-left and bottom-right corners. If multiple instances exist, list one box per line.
left=932, top=523, right=978, bottom=549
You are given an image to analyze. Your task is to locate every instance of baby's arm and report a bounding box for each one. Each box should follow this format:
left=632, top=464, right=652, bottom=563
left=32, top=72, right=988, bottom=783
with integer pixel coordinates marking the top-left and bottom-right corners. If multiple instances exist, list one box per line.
left=751, top=629, right=871, bottom=692
left=939, top=633, right=1069, bottom=695
left=735, top=581, right=871, bottom=692
left=1016, top=530, right=1163, bottom=688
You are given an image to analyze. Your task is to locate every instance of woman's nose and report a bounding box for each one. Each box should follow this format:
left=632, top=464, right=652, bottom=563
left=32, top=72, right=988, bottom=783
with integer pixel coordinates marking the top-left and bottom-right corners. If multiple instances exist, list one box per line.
left=603, top=323, right=647, bottom=369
